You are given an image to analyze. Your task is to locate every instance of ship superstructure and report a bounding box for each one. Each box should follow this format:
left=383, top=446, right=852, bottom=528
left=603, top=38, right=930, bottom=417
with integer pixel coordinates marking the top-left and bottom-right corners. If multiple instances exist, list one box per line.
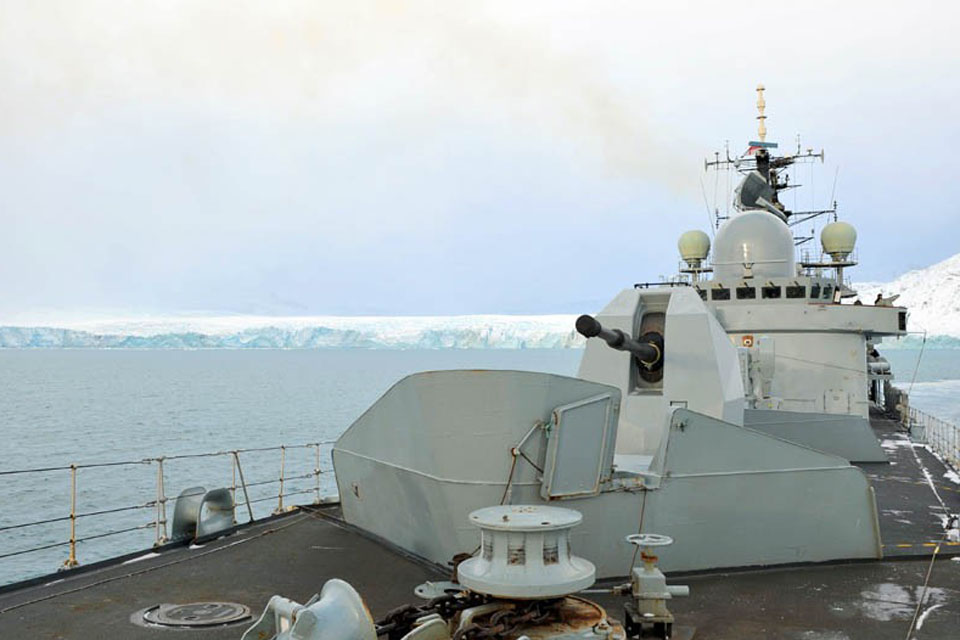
left=332, top=89, right=918, bottom=575
left=676, top=85, right=907, bottom=462
left=581, top=85, right=907, bottom=464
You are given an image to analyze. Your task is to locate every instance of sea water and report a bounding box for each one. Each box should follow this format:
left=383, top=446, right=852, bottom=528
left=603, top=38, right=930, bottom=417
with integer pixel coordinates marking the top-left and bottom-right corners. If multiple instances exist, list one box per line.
left=0, top=347, right=956, bottom=585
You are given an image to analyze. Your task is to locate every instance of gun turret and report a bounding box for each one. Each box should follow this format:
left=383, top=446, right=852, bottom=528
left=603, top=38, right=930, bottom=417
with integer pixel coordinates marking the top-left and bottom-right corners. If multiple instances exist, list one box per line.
left=575, top=315, right=663, bottom=369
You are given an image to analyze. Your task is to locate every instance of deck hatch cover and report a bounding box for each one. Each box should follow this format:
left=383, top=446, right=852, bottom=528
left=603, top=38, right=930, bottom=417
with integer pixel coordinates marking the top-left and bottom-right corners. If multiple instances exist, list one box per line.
left=141, top=601, right=252, bottom=628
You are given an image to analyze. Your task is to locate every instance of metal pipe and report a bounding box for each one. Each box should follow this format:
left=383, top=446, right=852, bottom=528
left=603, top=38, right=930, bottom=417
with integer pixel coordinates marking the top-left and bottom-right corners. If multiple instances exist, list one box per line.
left=232, top=451, right=255, bottom=523
left=275, top=446, right=286, bottom=515
left=62, top=464, right=78, bottom=569
left=231, top=454, right=238, bottom=524
left=154, top=458, right=168, bottom=546
left=314, top=443, right=321, bottom=505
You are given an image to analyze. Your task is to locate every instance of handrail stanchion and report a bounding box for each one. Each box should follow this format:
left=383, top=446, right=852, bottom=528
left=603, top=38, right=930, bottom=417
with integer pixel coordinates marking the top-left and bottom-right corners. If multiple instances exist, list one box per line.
left=274, top=446, right=286, bottom=515
left=231, top=453, right=238, bottom=524
left=232, top=451, right=255, bottom=523
left=313, top=443, right=321, bottom=505
left=154, top=457, right=168, bottom=546
left=62, top=464, right=79, bottom=569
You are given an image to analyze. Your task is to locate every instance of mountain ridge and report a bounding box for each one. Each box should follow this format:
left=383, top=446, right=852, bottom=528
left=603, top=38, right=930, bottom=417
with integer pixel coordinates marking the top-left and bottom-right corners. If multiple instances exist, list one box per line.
left=854, top=252, right=960, bottom=339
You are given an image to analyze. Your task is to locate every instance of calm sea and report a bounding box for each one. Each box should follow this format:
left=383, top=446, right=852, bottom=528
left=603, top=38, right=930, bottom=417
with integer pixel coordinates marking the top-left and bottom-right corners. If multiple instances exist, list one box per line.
left=0, top=347, right=957, bottom=585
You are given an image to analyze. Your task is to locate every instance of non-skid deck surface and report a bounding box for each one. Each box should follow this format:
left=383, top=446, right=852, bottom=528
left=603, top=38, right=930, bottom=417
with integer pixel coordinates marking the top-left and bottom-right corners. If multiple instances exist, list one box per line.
left=859, top=414, right=960, bottom=557
left=0, top=508, right=441, bottom=639
left=2, top=508, right=957, bottom=639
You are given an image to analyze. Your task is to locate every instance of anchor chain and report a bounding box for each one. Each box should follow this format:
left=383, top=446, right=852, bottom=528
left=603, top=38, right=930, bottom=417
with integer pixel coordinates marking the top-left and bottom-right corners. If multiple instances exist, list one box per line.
left=452, top=599, right=563, bottom=640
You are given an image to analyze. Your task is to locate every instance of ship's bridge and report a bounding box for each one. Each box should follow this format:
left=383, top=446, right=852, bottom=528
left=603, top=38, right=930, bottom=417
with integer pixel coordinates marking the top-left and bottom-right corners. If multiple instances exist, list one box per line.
left=674, top=202, right=906, bottom=454
left=695, top=275, right=907, bottom=337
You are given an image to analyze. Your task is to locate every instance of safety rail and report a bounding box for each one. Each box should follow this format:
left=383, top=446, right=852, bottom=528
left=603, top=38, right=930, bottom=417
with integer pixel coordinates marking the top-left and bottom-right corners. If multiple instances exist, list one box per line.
left=0, top=442, right=338, bottom=578
left=907, top=406, right=960, bottom=472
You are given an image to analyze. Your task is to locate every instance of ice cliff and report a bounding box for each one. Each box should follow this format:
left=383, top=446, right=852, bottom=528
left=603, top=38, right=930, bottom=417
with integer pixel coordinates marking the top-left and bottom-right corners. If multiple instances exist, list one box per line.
left=2, top=252, right=958, bottom=349
left=0, top=315, right=584, bottom=349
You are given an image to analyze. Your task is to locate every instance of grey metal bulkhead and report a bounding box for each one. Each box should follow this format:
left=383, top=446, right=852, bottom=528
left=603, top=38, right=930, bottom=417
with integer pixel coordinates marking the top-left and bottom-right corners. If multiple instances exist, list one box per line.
left=332, top=370, right=881, bottom=576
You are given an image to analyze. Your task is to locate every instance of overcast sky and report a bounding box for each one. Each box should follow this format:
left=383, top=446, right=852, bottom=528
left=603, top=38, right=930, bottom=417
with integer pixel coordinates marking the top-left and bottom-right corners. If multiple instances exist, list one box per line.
left=1, top=1, right=957, bottom=319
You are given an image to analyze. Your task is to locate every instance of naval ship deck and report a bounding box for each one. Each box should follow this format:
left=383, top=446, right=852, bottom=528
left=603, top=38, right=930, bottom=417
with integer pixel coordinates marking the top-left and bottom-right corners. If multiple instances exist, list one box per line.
left=1, top=414, right=958, bottom=639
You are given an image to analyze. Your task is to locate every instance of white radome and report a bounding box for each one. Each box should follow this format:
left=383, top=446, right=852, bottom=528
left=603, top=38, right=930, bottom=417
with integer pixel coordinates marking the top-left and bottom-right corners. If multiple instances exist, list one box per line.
left=821, top=221, right=857, bottom=260
left=678, top=230, right=711, bottom=263
left=712, top=211, right=796, bottom=280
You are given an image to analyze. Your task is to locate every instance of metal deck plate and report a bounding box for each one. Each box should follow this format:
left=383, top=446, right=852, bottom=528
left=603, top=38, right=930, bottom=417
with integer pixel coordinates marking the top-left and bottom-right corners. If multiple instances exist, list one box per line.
left=141, top=602, right=252, bottom=628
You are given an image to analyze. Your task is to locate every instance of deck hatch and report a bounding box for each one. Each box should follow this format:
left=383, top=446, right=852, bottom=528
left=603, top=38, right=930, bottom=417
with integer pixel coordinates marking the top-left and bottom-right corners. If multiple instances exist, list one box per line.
left=138, top=602, right=252, bottom=628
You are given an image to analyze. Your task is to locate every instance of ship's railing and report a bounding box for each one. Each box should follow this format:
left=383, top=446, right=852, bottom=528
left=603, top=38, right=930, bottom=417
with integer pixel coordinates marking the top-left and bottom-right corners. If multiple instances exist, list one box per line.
left=907, top=406, right=960, bottom=472
left=0, top=441, right=338, bottom=581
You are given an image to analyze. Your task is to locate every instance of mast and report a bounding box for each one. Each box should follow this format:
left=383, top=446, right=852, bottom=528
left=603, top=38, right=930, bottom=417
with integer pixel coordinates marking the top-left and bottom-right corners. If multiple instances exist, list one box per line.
left=704, top=84, right=830, bottom=228
left=756, top=84, right=767, bottom=143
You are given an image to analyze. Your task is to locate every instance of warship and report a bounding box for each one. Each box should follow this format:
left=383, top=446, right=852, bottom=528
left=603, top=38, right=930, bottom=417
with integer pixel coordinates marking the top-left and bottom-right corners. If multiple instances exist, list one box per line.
left=1, top=87, right=958, bottom=639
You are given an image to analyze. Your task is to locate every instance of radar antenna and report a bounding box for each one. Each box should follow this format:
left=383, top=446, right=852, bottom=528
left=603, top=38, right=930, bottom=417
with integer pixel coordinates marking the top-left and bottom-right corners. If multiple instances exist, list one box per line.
left=756, top=84, right=767, bottom=143
left=704, top=84, right=833, bottom=238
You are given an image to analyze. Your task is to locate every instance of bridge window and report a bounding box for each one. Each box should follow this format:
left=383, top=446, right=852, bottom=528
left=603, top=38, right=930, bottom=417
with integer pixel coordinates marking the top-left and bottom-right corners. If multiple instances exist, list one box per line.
left=736, top=286, right=756, bottom=299
left=711, top=287, right=730, bottom=301
left=822, top=285, right=833, bottom=300
left=762, top=286, right=782, bottom=299
left=810, top=284, right=821, bottom=299
left=786, top=285, right=806, bottom=299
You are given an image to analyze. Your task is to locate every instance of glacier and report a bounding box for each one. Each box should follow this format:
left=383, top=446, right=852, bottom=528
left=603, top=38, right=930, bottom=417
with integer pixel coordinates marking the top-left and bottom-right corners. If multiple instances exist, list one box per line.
left=2, top=251, right=959, bottom=350
left=0, top=315, right=585, bottom=349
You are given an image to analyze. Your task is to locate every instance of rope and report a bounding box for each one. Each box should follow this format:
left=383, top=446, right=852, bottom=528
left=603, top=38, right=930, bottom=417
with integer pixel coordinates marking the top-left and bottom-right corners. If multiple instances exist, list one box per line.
left=904, top=534, right=945, bottom=640
left=775, top=353, right=879, bottom=376
left=0, top=540, right=71, bottom=560
left=907, top=330, right=927, bottom=396
left=626, top=489, right=649, bottom=574
left=235, top=489, right=317, bottom=508
left=76, top=523, right=154, bottom=543
left=498, top=453, right=519, bottom=505
left=699, top=175, right=715, bottom=237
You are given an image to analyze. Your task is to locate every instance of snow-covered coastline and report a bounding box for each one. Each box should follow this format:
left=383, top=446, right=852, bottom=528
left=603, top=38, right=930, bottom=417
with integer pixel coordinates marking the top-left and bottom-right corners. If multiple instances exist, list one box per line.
left=3, top=252, right=958, bottom=349
left=853, top=252, right=960, bottom=340
left=0, top=315, right=584, bottom=349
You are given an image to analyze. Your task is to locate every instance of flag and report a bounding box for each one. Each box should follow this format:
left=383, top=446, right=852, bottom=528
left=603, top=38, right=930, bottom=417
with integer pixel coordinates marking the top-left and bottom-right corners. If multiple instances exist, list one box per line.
left=746, top=140, right=778, bottom=155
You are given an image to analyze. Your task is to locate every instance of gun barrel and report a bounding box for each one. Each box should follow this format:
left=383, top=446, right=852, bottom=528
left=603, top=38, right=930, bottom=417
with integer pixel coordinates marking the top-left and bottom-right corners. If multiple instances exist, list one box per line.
left=575, top=315, right=661, bottom=365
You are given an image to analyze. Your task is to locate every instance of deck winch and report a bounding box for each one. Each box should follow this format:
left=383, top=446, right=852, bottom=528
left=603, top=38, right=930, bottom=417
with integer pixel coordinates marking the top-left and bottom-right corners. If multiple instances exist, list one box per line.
left=457, top=505, right=596, bottom=599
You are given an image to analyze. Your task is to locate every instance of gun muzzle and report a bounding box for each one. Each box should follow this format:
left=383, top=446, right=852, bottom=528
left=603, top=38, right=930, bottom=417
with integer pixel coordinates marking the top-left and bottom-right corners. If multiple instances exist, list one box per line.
left=575, top=315, right=662, bottom=367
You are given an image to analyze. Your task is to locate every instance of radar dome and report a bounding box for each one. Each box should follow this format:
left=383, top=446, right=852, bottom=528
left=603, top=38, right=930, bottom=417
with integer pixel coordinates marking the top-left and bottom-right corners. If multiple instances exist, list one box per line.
left=678, top=230, right=711, bottom=266
left=821, top=221, right=857, bottom=261
left=713, top=211, right=796, bottom=281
